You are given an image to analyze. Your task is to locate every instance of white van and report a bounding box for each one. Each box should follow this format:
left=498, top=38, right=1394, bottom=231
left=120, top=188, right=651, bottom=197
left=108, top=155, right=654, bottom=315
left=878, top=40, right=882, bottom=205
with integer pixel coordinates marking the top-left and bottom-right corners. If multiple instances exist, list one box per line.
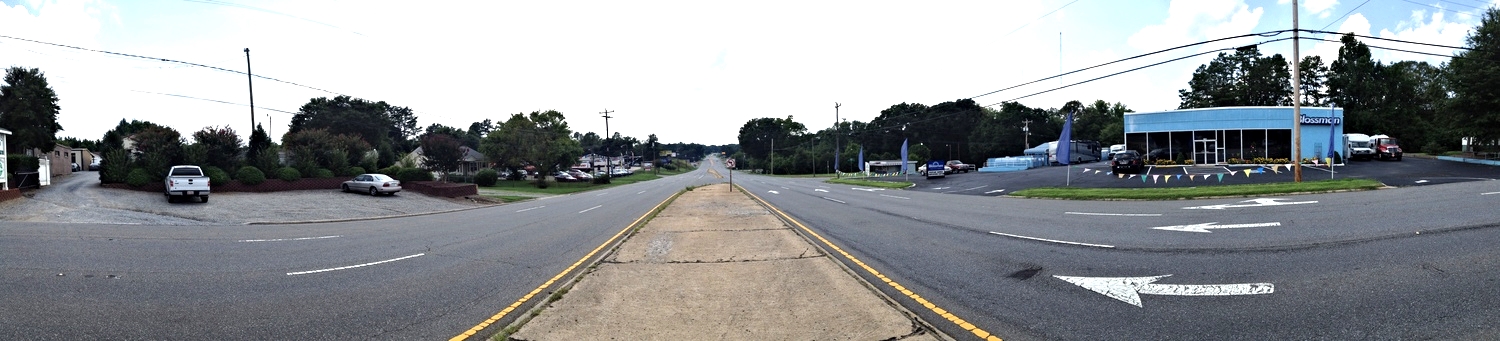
left=1343, top=133, right=1375, bottom=161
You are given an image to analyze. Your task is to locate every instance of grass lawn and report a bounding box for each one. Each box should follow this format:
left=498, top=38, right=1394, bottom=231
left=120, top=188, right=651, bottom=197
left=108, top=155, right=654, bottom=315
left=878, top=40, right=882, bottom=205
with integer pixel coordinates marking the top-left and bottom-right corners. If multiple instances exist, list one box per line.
left=1010, top=178, right=1384, bottom=200
left=825, top=178, right=914, bottom=189
left=482, top=195, right=534, bottom=203
left=479, top=167, right=694, bottom=195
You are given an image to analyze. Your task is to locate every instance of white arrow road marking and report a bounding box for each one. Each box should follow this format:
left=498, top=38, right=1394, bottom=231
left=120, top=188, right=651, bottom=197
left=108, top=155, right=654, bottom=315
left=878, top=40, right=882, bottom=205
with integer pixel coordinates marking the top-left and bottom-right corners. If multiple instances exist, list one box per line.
left=288, top=253, right=425, bottom=276
left=822, top=197, right=846, bottom=204
left=578, top=205, right=602, bottom=214
left=637, top=190, right=646, bottom=194
left=988, top=231, right=1114, bottom=248
left=1065, top=212, right=1162, bottom=217
left=851, top=188, right=884, bottom=192
left=1152, top=222, right=1281, bottom=233
left=815, top=189, right=829, bottom=192
left=1182, top=198, right=1317, bottom=210
left=880, top=194, right=910, bottom=200
left=239, top=235, right=340, bottom=243
left=516, top=206, right=545, bottom=212
left=768, top=190, right=780, bottom=194
left=985, top=189, right=1006, bottom=194
left=1415, top=180, right=1430, bottom=184
left=1053, top=274, right=1274, bottom=307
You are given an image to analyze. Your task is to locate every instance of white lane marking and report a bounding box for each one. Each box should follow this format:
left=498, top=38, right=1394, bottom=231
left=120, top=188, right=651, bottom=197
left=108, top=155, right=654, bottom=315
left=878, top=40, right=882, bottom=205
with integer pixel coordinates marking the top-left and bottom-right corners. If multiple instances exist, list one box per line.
left=287, top=253, right=425, bottom=276
left=516, top=206, right=545, bottom=212
left=931, top=187, right=951, bottom=190
left=1065, top=212, right=1163, bottom=217
left=985, top=189, right=1006, bottom=194
left=238, top=235, right=341, bottom=243
left=596, top=192, right=610, bottom=196
left=1182, top=198, right=1317, bottom=210
left=637, top=190, right=646, bottom=195
left=815, top=189, right=829, bottom=192
left=1483, top=191, right=1500, bottom=195
left=1415, top=180, right=1430, bottom=184
left=960, top=185, right=988, bottom=191
left=987, top=231, right=1114, bottom=248
left=768, top=190, right=780, bottom=194
left=880, top=194, right=910, bottom=200
left=579, top=205, right=602, bottom=214
left=851, top=188, right=884, bottom=192
left=1054, top=274, right=1274, bottom=307
left=822, top=197, right=846, bottom=204
left=781, top=186, right=789, bottom=190
left=1152, top=222, right=1281, bottom=233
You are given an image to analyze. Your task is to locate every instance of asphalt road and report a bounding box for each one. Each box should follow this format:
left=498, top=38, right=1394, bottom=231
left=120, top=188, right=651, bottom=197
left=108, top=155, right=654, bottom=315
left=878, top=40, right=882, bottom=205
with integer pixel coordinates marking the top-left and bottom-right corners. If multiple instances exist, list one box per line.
left=719, top=158, right=1500, bottom=340
left=0, top=167, right=725, bottom=340
left=895, top=156, right=1500, bottom=196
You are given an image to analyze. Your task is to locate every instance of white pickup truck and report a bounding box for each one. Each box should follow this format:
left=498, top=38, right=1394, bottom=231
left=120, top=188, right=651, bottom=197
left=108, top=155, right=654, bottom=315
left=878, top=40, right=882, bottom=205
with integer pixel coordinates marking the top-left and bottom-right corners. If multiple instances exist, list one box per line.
left=164, top=165, right=210, bottom=203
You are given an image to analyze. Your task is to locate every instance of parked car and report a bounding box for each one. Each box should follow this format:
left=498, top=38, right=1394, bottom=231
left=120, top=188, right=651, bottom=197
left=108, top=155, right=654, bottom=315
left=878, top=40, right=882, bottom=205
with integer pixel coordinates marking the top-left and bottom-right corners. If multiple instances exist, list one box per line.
left=553, top=171, right=578, bottom=182
left=610, top=168, right=632, bottom=177
left=164, top=165, right=211, bottom=203
left=342, top=173, right=401, bottom=196
left=569, top=170, right=593, bottom=181
left=1110, top=150, right=1144, bottom=174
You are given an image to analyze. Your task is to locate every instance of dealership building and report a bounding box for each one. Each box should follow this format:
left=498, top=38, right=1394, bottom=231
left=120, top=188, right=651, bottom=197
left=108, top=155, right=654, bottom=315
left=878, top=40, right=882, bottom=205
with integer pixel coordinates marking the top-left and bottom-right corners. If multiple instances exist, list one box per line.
left=1122, top=106, right=1344, bottom=164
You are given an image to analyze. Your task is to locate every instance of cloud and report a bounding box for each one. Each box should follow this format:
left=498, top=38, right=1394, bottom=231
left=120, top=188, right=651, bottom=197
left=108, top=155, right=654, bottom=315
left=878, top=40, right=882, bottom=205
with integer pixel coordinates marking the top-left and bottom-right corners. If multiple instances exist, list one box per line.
left=1304, top=0, right=1339, bottom=16
left=1375, top=9, right=1475, bottom=64
left=1126, top=0, right=1265, bottom=54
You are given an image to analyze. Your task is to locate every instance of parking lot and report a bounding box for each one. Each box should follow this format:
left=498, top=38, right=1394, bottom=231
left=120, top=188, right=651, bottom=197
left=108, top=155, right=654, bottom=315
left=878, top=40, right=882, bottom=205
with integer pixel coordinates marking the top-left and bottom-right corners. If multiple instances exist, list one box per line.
left=892, top=156, right=1499, bottom=196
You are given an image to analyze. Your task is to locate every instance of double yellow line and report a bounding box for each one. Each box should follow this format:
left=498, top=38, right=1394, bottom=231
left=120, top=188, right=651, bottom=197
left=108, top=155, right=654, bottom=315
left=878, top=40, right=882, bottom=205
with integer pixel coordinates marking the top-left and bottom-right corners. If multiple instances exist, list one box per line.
left=742, top=187, right=1003, bottom=341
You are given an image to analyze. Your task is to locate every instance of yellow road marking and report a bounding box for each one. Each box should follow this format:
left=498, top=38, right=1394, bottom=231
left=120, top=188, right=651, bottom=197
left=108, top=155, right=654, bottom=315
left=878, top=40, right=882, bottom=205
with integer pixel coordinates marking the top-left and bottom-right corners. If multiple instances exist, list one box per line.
left=742, top=186, right=1004, bottom=341
left=451, top=193, right=679, bottom=341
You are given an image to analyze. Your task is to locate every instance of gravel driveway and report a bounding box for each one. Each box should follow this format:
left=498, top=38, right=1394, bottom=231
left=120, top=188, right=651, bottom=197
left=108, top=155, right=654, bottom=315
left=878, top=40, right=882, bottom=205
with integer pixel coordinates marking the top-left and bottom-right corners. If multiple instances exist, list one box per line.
left=0, top=172, right=486, bottom=225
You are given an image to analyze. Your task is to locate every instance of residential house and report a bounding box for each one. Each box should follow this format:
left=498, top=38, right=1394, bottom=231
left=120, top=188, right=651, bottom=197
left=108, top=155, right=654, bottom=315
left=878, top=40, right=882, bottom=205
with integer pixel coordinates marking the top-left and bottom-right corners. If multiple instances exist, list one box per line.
left=406, top=146, right=489, bottom=175
left=70, top=148, right=94, bottom=171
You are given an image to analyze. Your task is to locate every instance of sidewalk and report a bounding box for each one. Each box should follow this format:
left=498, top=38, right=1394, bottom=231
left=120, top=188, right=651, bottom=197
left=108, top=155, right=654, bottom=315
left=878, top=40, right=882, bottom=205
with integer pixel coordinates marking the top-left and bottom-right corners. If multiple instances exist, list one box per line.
left=510, top=183, right=942, bottom=340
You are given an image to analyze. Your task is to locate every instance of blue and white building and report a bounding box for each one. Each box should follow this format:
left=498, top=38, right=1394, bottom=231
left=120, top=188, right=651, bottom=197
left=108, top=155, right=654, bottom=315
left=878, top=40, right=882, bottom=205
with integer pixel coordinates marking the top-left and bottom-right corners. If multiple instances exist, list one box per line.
left=1123, top=106, right=1344, bottom=164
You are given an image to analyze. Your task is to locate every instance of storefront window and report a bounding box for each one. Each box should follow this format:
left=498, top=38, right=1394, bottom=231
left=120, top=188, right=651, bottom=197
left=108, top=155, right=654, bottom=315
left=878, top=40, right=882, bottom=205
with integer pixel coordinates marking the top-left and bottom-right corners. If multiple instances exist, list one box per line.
left=1125, top=133, right=1149, bottom=156
left=1267, top=129, right=1292, bottom=159
left=1225, top=130, right=1243, bottom=161
left=1147, top=132, right=1171, bottom=161
left=1244, top=130, right=1266, bottom=159
left=1171, top=131, right=1193, bottom=163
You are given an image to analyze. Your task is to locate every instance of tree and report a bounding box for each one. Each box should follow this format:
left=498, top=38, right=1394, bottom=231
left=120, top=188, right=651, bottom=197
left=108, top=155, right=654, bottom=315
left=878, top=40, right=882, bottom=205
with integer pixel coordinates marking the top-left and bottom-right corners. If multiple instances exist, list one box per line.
left=1448, top=7, right=1500, bottom=144
left=192, top=125, right=243, bottom=171
left=419, top=133, right=465, bottom=181
left=1328, top=33, right=1385, bottom=134
left=0, top=67, right=63, bottom=153
left=736, top=116, right=807, bottom=170
left=287, top=96, right=395, bottom=165
left=480, top=110, right=581, bottom=187
left=246, top=124, right=272, bottom=162
left=385, top=105, right=419, bottom=152
left=1177, top=46, right=1292, bottom=108
left=1298, top=55, right=1330, bottom=106
left=130, top=125, right=185, bottom=178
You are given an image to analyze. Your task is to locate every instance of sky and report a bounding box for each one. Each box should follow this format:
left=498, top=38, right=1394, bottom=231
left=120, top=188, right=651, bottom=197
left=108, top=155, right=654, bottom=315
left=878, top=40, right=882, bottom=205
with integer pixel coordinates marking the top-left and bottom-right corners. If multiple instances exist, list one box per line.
left=1, top=0, right=1494, bottom=146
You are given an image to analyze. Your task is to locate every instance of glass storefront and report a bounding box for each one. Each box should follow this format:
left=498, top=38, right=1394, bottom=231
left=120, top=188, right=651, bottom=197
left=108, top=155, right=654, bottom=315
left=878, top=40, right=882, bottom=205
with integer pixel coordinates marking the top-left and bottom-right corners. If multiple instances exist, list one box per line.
left=1125, top=129, right=1294, bottom=164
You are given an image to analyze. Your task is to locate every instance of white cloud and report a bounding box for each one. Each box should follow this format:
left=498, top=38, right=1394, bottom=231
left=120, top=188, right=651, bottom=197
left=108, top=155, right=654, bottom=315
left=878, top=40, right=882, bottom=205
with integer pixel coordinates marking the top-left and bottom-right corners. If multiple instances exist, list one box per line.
left=1127, top=0, right=1265, bottom=54
left=1375, top=9, right=1474, bottom=65
left=1304, top=0, right=1339, bottom=16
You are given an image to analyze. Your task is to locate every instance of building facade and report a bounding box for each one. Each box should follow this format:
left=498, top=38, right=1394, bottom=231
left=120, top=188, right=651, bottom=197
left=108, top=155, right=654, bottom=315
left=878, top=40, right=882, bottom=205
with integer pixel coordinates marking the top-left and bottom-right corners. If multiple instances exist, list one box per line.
left=1123, top=106, right=1344, bottom=165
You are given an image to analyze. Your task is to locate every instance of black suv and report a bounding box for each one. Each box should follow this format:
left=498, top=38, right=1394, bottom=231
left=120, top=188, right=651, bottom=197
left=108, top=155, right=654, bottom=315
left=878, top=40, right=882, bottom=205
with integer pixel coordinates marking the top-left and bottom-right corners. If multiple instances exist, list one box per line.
left=1110, top=150, right=1144, bottom=174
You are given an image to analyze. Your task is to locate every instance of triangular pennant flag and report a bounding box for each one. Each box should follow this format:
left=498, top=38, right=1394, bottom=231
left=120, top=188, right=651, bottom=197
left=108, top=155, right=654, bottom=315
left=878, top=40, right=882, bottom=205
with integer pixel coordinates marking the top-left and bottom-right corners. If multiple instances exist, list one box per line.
left=1243, top=169, right=1253, bottom=177
left=1217, top=173, right=1225, bottom=182
left=1152, top=175, right=1159, bottom=183
left=1140, top=175, right=1146, bottom=183
left=1175, top=174, right=1182, bottom=181
left=1256, top=167, right=1266, bottom=174
left=1164, top=175, right=1171, bottom=183
left=1118, top=173, right=1125, bottom=179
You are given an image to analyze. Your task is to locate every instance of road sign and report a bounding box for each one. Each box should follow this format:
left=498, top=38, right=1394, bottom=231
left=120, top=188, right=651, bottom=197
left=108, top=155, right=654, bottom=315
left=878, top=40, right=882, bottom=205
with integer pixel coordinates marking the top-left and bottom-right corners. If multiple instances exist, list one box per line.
left=726, top=158, right=735, bottom=169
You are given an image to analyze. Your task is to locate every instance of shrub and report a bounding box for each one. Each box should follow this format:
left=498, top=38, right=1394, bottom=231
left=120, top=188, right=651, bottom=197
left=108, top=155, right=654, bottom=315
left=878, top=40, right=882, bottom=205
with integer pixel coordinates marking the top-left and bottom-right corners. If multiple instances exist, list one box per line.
left=475, top=169, right=499, bottom=186
left=378, top=166, right=403, bottom=178
left=125, top=168, right=151, bottom=187
left=204, top=166, right=230, bottom=187
left=397, top=167, right=433, bottom=182
left=1423, top=141, right=1445, bottom=156
left=344, top=166, right=366, bottom=177
left=312, top=168, right=335, bottom=179
left=276, top=167, right=302, bottom=182
left=236, top=166, right=266, bottom=185
left=100, top=149, right=131, bottom=183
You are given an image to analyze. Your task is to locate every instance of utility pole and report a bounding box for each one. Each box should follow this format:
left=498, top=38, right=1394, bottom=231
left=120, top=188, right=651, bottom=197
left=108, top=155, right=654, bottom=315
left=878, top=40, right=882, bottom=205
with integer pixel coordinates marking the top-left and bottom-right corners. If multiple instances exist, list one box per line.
left=834, top=102, right=841, bottom=178
left=244, top=48, right=256, bottom=130
left=769, top=137, right=774, bottom=176
left=1022, top=119, right=1033, bottom=149
left=601, top=109, right=614, bottom=181
left=1291, top=0, right=1304, bottom=182
left=266, top=114, right=272, bottom=139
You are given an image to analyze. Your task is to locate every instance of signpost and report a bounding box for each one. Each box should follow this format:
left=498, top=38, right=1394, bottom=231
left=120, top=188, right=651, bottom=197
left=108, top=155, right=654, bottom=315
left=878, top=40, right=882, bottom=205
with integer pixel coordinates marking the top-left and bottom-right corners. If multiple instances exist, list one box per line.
left=726, top=158, right=734, bottom=192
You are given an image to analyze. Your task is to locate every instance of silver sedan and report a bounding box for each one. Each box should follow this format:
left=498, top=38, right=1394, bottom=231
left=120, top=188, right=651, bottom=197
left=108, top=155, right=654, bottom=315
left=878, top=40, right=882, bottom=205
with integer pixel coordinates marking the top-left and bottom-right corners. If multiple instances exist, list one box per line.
left=342, top=173, right=402, bottom=196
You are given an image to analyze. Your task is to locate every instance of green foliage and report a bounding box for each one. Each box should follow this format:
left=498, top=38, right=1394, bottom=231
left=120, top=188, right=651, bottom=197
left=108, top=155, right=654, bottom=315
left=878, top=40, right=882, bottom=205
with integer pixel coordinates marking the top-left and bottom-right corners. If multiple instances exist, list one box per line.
left=282, top=128, right=369, bottom=175
left=1177, top=46, right=1292, bottom=109
left=312, top=168, right=335, bottom=179
left=99, top=149, right=131, bottom=183
left=287, top=96, right=395, bottom=151
left=396, top=167, right=433, bottom=182
left=343, top=166, right=366, bottom=177
left=204, top=166, right=229, bottom=187
left=0, top=67, right=63, bottom=153
left=1423, top=141, right=1446, bottom=155
left=236, top=166, right=266, bottom=185
left=125, top=168, right=151, bottom=187
left=377, top=165, right=402, bottom=178
left=6, top=155, right=38, bottom=183
left=192, top=125, right=243, bottom=171
left=474, top=168, right=499, bottom=186
left=419, top=132, right=466, bottom=180
left=247, top=124, right=271, bottom=162
left=1447, top=8, right=1500, bottom=145
left=276, top=167, right=301, bottom=182
left=129, top=125, right=185, bottom=178
left=180, top=143, right=208, bottom=168
left=251, top=145, right=282, bottom=176
left=480, top=110, right=582, bottom=185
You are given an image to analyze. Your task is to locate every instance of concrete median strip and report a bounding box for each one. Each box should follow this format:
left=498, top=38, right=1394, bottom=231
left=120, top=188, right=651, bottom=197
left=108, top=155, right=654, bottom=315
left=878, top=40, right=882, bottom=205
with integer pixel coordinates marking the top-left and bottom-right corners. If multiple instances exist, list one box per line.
left=508, top=183, right=943, bottom=340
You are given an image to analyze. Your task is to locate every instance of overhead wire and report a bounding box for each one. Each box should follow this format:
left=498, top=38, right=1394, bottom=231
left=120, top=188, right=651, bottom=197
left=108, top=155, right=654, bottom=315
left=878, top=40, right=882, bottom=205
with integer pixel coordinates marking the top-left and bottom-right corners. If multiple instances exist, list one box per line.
left=181, top=0, right=366, bottom=36
left=130, top=90, right=297, bottom=114
left=1320, top=0, right=1372, bottom=31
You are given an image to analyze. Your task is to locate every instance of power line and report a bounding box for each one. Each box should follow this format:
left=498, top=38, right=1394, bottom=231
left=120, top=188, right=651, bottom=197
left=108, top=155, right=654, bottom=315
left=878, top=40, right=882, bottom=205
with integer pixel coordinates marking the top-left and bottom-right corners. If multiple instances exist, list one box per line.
left=0, top=34, right=344, bottom=96
left=1304, top=29, right=1493, bottom=53
left=1000, top=0, right=1083, bottom=38
left=130, top=90, right=297, bottom=114
left=1319, top=0, right=1372, bottom=31
left=970, top=30, right=1294, bottom=99
left=181, top=0, right=366, bottom=36
left=995, top=37, right=1296, bottom=104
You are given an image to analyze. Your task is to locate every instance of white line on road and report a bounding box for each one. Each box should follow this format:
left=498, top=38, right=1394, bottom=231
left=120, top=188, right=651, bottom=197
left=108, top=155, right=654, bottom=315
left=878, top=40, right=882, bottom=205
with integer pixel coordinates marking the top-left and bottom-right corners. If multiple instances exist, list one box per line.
left=637, top=190, right=646, bottom=195
left=768, top=190, right=780, bottom=194
left=988, top=231, right=1115, bottom=248
left=579, top=205, right=602, bottom=214
left=516, top=206, right=545, bottom=212
left=1415, top=180, right=1430, bottom=184
left=880, top=194, right=910, bottom=200
left=1482, top=191, right=1500, bottom=195
left=985, top=189, right=1006, bottom=194
left=287, top=253, right=424, bottom=276
left=239, top=235, right=341, bottom=243
left=815, top=189, right=829, bottom=192
left=953, top=185, right=988, bottom=192
left=822, top=197, right=846, bottom=204
left=1065, top=212, right=1163, bottom=217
